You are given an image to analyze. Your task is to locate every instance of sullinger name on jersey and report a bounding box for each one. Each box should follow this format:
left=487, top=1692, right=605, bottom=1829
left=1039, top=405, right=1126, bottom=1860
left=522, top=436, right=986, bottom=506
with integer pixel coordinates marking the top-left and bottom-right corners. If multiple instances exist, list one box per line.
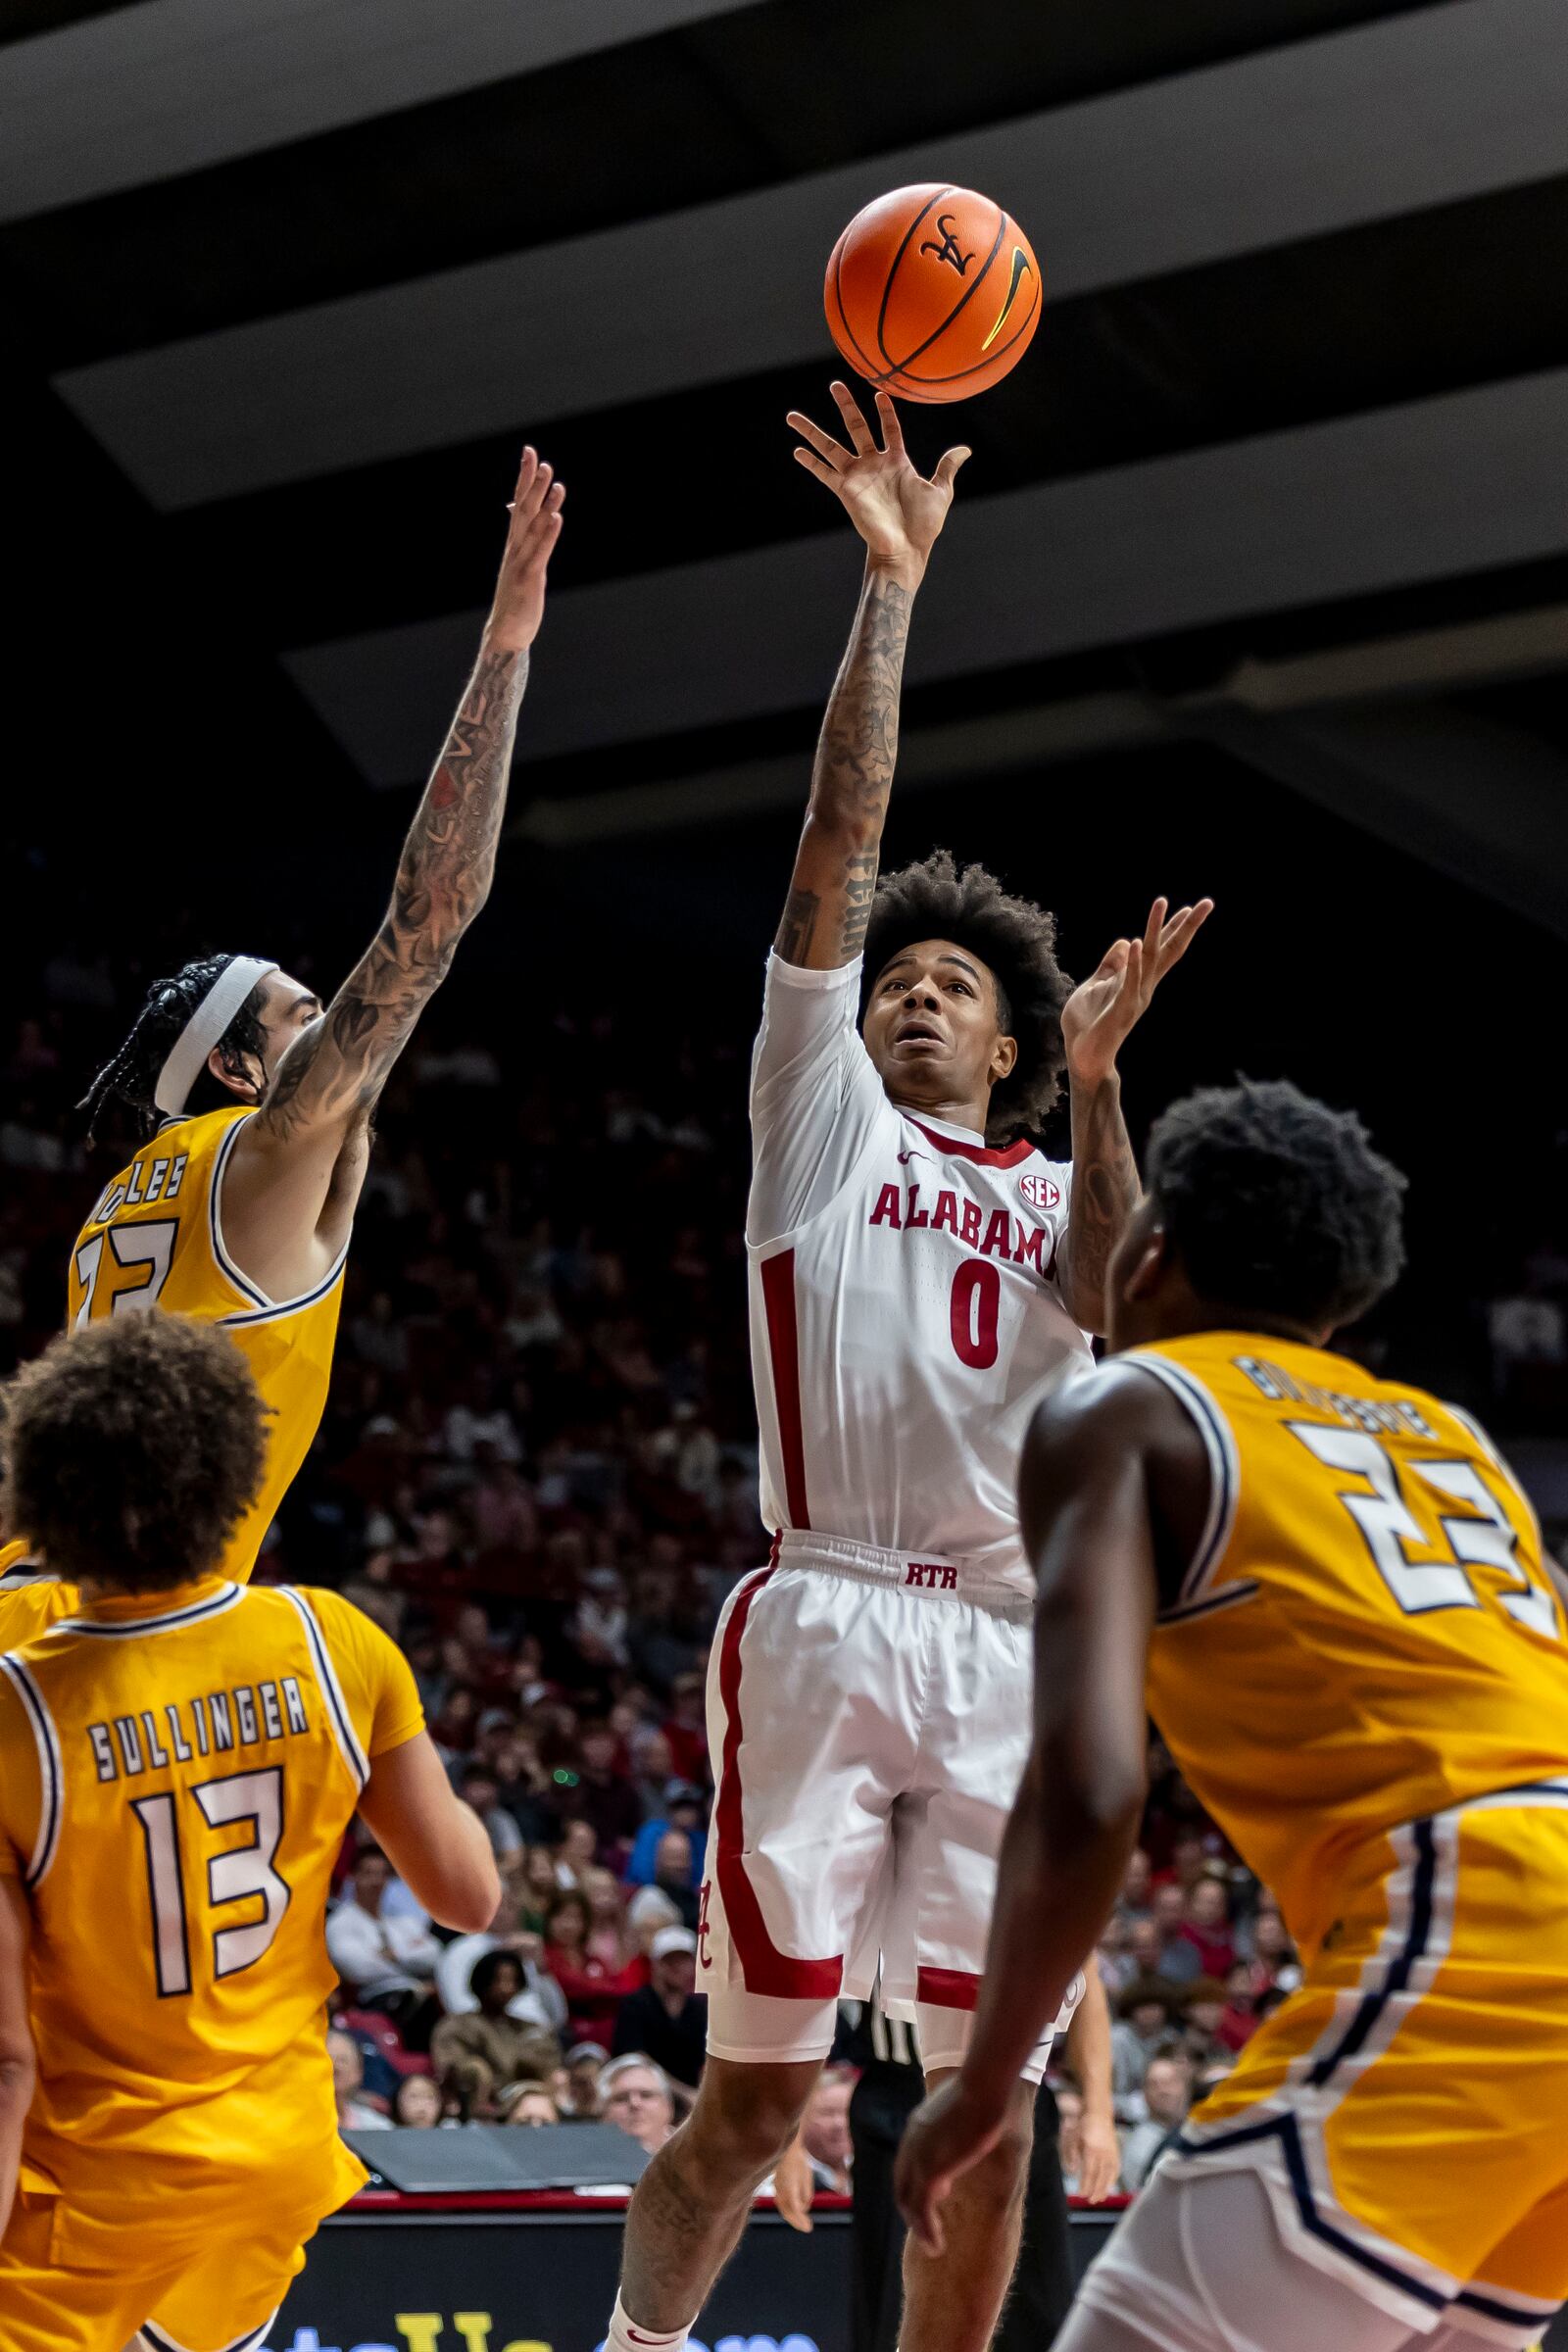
left=86, top=1674, right=313, bottom=1783
left=867, top=1176, right=1060, bottom=1276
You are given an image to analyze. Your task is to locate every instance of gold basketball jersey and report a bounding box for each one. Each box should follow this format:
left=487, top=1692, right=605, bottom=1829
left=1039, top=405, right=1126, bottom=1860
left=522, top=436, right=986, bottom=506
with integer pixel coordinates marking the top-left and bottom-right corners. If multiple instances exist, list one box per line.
left=1130, top=1332, right=1568, bottom=1955
left=0, top=1580, right=421, bottom=2254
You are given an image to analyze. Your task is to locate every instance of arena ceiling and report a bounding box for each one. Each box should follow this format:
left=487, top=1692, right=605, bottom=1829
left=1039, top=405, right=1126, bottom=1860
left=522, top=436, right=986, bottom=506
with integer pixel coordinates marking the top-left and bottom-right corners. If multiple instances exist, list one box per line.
left=6, top=0, right=1567, bottom=933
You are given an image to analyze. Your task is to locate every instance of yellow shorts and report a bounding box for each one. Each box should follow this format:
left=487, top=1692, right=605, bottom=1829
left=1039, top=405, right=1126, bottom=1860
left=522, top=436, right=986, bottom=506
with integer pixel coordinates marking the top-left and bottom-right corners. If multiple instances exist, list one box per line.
left=0, top=2188, right=309, bottom=2352
left=1163, top=1785, right=1568, bottom=2344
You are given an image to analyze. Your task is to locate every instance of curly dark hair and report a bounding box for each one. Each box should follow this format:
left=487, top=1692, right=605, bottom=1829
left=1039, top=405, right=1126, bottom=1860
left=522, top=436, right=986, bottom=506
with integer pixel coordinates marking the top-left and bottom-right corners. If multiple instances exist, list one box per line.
left=79, top=954, right=271, bottom=1145
left=1145, top=1078, right=1407, bottom=1333
left=861, top=851, right=1072, bottom=1142
left=2, top=1315, right=269, bottom=1591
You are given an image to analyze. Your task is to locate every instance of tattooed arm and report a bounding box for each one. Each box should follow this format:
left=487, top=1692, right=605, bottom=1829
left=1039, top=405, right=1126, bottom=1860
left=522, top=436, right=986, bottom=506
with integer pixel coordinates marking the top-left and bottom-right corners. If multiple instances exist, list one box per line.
left=777, top=382, right=969, bottom=968
left=224, top=445, right=565, bottom=1294
left=1055, top=898, right=1212, bottom=1333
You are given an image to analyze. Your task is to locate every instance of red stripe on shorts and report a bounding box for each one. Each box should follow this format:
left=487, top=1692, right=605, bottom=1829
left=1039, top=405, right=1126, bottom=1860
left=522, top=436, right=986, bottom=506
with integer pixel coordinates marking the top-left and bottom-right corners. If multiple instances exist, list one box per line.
left=759, top=1248, right=810, bottom=1528
left=916, top=1965, right=981, bottom=2011
left=715, top=1566, right=842, bottom=2000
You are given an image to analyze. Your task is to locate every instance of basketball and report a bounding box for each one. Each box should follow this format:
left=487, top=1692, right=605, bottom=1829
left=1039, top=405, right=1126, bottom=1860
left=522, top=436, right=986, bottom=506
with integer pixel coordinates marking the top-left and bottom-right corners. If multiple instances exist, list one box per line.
left=824, top=182, right=1041, bottom=403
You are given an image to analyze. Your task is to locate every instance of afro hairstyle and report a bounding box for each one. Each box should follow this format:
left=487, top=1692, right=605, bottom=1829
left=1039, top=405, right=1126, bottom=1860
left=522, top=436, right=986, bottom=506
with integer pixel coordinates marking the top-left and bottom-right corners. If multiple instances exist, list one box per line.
left=1144, top=1077, right=1407, bottom=1334
left=860, top=851, right=1072, bottom=1142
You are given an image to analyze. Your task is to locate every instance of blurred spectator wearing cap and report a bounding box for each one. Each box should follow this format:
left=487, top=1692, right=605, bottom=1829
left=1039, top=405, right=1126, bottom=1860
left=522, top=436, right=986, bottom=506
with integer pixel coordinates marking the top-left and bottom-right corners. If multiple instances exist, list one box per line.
left=600, top=2053, right=676, bottom=2155
left=612, top=1925, right=706, bottom=2088
left=562, top=2041, right=610, bottom=2118
left=1110, top=1979, right=1180, bottom=2122
left=430, top=1950, right=563, bottom=2119
left=625, top=1786, right=708, bottom=1891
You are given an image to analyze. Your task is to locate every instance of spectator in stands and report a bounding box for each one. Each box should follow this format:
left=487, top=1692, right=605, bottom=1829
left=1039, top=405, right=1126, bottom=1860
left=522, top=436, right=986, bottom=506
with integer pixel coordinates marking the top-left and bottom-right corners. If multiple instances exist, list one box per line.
left=800, top=2065, right=855, bottom=2193
left=328, top=2029, right=390, bottom=2134
left=435, top=1888, right=566, bottom=2035
left=326, top=1847, right=443, bottom=2026
left=630, top=1731, right=677, bottom=1821
left=1110, top=1980, right=1180, bottom=2121
left=544, top=1888, right=635, bottom=2046
left=460, top=1765, right=526, bottom=1868
left=562, top=1719, right=644, bottom=1859
left=563, top=2041, right=610, bottom=2118
left=1177, top=1978, right=1230, bottom=2072
left=662, top=1670, right=710, bottom=1784
left=501, top=2083, right=562, bottom=2127
left=1174, top=1873, right=1238, bottom=1979
left=1217, top=1960, right=1259, bottom=2052
left=429, top=1951, right=562, bottom=2118
left=611, top=1925, right=706, bottom=2088
left=392, top=2074, right=449, bottom=2128
left=1114, top=1847, right=1152, bottom=1926
left=558, top=1817, right=600, bottom=1886
left=520, top=1845, right=564, bottom=1931
left=601, top=2054, right=677, bottom=2155
left=1240, top=1899, right=1302, bottom=1997
left=1054, top=2082, right=1086, bottom=2198
left=1148, top=1883, right=1202, bottom=1984
left=624, top=1824, right=701, bottom=1932
left=1119, top=2055, right=1193, bottom=2190
left=625, top=1787, right=708, bottom=1892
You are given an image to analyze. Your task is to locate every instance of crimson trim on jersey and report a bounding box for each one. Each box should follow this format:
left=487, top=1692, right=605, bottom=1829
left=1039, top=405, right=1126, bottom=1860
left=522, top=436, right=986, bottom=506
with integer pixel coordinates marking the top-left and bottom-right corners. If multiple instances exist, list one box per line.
left=907, top=1119, right=1035, bottom=1169
left=915, top=1964, right=980, bottom=2012
left=759, top=1248, right=810, bottom=1529
left=714, top=1566, right=842, bottom=2000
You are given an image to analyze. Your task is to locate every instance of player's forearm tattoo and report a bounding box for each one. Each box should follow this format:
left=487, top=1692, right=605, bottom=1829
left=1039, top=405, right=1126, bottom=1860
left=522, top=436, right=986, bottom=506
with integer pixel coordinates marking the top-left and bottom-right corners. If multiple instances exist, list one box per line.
left=261, top=644, right=529, bottom=1139
left=1064, top=1073, right=1140, bottom=1331
left=774, top=573, right=911, bottom=961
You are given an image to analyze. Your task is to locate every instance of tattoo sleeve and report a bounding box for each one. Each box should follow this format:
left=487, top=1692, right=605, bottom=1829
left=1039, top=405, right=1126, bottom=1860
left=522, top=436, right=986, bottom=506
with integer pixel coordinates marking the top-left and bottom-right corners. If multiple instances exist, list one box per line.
left=1062, top=1073, right=1140, bottom=1335
left=260, top=641, right=530, bottom=1140
left=773, top=570, right=913, bottom=967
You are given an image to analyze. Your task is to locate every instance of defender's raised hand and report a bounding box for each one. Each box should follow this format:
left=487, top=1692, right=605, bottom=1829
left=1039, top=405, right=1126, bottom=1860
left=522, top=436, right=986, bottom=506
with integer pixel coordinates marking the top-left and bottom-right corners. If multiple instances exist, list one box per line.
left=788, top=382, right=968, bottom=592
left=1062, top=898, right=1214, bottom=1091
left=487, top=444, right=566, bottom=653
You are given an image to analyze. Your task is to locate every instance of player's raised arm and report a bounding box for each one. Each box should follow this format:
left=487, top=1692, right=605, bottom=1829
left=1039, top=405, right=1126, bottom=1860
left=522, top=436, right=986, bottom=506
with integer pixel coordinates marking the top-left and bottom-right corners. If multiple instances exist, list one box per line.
left=1054, top=897, right=1213, bottom=1334
left=895, top=1371, right=1188, bottom=2252
left=226, top=448, right=564, bottom=1241
left=776, top=383, right=969, bottom=968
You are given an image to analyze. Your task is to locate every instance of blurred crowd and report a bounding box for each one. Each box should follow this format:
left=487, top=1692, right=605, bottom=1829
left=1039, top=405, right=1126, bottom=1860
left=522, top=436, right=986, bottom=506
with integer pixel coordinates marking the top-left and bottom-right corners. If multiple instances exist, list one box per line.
left=3, top=957, right=1565, bottom=2195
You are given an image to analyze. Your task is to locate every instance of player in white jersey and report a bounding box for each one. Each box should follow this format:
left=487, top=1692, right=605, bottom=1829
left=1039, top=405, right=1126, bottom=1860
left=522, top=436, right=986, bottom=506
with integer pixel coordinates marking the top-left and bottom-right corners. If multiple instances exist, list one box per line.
left=601, top=383, right=1209, bottom=2352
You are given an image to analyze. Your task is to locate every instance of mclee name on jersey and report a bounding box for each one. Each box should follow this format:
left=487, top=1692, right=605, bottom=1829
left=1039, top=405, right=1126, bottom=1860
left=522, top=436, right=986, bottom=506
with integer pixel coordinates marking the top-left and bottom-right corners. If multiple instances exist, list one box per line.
left=87, top=1675, right=313, bottom=1783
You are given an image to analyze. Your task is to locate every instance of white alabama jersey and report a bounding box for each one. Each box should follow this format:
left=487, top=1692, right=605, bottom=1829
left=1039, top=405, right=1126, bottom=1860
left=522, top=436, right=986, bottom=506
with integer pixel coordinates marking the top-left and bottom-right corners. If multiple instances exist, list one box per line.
left=747, top=953, right=1093, bottom=1594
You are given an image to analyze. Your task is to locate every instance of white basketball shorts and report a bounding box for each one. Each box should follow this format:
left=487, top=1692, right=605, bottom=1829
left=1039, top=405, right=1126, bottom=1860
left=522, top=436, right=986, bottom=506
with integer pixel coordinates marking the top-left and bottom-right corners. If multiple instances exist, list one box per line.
left=698, top=1529, right=1082, bottom=2081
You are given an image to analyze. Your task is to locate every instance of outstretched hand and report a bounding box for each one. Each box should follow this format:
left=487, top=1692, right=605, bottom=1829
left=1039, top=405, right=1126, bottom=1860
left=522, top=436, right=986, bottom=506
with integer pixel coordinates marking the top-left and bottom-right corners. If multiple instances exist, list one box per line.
left=487, top=444, right=566, bottom=653
left=894, top=2075, right=1006, bottom=2256
left=788, top=381, right=968, bottom=591
left=1062, top=898, right=1214, bottom=1090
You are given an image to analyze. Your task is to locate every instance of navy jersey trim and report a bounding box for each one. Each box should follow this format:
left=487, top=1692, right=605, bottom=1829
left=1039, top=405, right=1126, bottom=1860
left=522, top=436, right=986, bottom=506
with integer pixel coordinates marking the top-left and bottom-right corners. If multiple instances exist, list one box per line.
left=278, top=1588, right=368, bottom=1790
left=1122, top=1352, right=1241, bottom=1606
left=51, top=1584, right=242, bottom=1639
left=1304, top=1817, right=1436, bottom=2087
left=208, top=1114, right=351, bottom=1326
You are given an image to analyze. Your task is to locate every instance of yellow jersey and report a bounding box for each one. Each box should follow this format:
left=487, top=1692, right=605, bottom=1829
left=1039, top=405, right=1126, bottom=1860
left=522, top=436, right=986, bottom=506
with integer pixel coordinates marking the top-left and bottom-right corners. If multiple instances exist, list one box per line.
left=0, top=1578, right=421, bottom=2261
left=0, top=1106, right=346, bottom=1617
left=1131, top=1332, right=1568, bottom=1957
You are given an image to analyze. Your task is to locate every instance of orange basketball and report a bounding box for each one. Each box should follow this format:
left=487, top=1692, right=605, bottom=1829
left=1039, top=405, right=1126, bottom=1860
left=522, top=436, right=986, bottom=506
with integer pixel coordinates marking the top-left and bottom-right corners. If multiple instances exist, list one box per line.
left=824, top=183, right=1041, bottom=403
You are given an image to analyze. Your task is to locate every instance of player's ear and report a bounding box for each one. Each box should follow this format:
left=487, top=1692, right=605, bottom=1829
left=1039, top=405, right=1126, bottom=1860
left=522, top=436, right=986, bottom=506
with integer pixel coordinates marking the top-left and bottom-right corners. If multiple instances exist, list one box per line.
left=1122, top=1222, right=1169, bottom=1300
left=989, top=1031, right=1018, bottom=1085
left=206, top=1042, right=265, bottom=1104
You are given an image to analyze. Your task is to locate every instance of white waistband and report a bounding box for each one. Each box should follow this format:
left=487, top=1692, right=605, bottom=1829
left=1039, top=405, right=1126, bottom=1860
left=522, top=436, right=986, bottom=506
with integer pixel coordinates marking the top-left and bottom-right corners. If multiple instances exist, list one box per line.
left=770, top=1528, right=1030, bottom=1611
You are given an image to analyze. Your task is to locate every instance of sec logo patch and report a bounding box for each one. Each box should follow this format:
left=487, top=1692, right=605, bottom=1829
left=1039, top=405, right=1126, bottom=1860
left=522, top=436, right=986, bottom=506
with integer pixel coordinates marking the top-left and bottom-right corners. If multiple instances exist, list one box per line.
left=1018, top=1171, right=1061, bottom=1210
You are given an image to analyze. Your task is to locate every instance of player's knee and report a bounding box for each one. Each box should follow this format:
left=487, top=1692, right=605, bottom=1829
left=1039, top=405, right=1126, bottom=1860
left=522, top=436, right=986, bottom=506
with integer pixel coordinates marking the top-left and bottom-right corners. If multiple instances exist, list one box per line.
left=680, top=2070, right=808, bottom=2181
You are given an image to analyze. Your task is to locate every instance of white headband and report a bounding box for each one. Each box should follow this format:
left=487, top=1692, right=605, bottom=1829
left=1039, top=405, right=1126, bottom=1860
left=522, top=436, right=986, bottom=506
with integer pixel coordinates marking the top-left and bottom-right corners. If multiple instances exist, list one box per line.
left=154, top=956, right=279, bottom=1118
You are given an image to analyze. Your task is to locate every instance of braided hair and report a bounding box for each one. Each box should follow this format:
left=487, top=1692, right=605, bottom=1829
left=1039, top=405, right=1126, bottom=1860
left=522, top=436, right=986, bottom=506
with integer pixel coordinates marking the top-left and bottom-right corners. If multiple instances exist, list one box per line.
left=861, top=851, right=1073, bottom=1144
left=79, top=955, right=271, bottom=1145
